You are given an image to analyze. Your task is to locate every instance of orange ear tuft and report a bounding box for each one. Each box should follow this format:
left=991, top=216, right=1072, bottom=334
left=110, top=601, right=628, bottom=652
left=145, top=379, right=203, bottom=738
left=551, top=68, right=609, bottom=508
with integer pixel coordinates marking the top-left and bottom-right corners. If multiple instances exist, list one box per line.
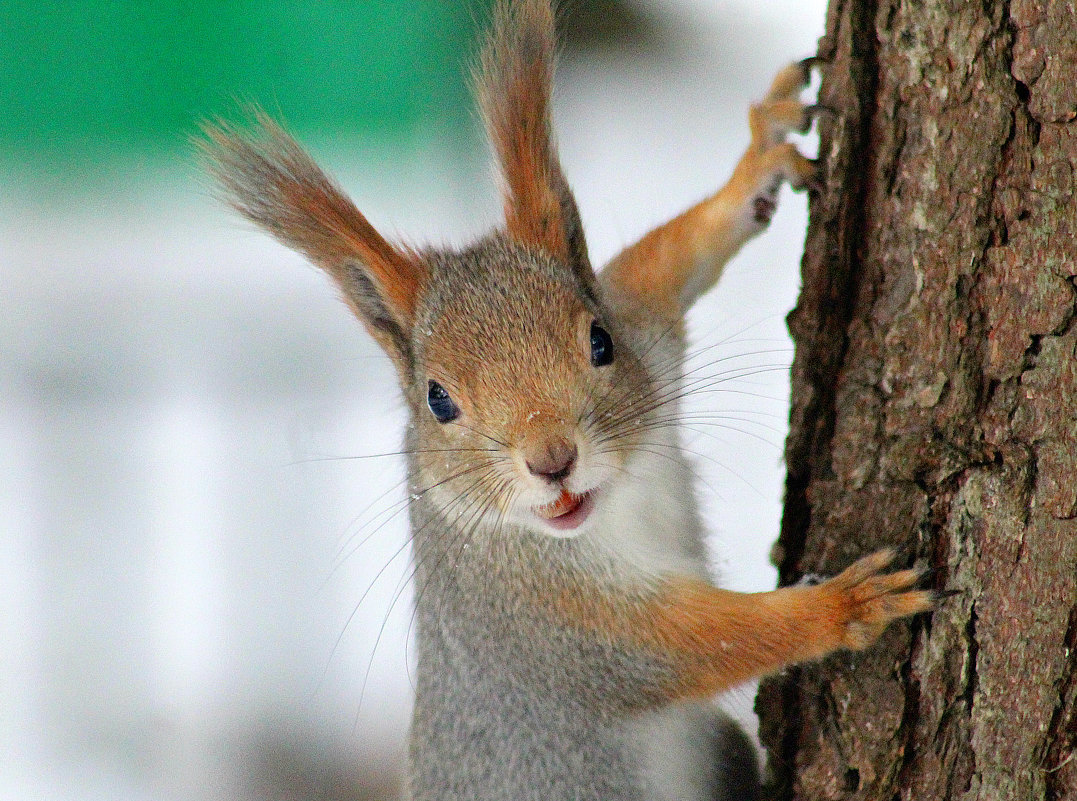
left=198, top=113, right=425, bottom=362
left=477, top=0, right=591, bottom=277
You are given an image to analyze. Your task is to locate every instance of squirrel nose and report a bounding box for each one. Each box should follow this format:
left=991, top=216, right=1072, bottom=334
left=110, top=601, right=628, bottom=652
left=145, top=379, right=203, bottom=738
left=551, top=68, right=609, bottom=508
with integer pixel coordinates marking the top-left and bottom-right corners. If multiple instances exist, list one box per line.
left=525, top=438, right=578, bottom=482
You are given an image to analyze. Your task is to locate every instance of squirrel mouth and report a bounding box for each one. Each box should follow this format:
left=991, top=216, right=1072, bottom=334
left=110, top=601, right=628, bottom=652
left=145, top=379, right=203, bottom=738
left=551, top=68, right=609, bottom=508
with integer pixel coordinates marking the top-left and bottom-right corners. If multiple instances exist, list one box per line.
left=533, top=489, right=596, bottom=531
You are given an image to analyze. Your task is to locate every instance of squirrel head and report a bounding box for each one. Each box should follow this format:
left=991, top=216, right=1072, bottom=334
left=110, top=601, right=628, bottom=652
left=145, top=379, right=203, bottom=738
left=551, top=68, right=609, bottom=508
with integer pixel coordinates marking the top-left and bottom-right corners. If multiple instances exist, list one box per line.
left=406, top=236, right=654, bottom=537
left=200, top=0, right=657, bottom=537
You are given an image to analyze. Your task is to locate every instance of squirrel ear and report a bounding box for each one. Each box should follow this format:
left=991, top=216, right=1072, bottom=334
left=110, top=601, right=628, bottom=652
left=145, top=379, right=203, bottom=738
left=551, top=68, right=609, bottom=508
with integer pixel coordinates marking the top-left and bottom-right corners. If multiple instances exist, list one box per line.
left=478, top=1, right=595, bottom=288
left=199, top=113, right=425, bottom=368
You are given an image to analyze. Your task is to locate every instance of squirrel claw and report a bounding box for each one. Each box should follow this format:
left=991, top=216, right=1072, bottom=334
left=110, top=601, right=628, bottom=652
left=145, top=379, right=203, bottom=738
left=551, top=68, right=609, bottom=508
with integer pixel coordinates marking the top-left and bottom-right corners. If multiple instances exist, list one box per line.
left=802, top=103, right=837, bottom=130
left=798, top=55, right=828, bottom=82
left=933, top=588, right=963, bottom=600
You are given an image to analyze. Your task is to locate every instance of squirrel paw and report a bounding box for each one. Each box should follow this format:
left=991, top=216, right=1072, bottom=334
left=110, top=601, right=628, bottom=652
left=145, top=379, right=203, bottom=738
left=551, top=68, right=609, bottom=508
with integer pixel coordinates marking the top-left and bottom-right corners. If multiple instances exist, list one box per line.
left=822, top=549, right=935, bottom=651
left=749, top=57, right=826, bottom=150
left=740, top=59, right=826, bottom=225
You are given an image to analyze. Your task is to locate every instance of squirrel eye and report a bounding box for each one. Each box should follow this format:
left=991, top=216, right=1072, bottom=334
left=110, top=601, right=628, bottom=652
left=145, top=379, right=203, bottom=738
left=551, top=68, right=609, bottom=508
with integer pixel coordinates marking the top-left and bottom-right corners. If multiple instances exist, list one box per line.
left=427, top=380, right=460, bottom=423
left=590, top=322, right=614, bottom=367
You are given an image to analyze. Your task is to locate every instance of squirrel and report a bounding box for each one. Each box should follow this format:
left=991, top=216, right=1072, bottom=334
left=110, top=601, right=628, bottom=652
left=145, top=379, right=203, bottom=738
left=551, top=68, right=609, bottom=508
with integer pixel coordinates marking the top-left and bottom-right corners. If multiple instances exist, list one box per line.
left=200, top=2, right=935, bottom=799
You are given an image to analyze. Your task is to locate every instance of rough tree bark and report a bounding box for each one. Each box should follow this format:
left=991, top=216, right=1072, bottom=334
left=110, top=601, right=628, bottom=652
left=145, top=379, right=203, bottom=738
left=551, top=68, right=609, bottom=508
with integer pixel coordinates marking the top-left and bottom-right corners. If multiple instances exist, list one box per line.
left=756, top=1, right=1077, bottom=799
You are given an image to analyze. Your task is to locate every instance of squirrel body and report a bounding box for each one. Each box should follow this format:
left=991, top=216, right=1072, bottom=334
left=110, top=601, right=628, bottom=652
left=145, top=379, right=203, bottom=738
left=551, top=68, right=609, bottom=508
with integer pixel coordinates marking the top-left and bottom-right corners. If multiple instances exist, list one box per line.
left=202, top=2, right=934, bottom=798
left=406, top=269, right=723, bottom=797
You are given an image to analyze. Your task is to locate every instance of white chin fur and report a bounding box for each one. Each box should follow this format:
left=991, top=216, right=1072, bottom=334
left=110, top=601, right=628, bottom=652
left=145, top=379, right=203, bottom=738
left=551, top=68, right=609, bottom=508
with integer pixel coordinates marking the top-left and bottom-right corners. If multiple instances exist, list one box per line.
left=534, top=521, right=589, bottom=539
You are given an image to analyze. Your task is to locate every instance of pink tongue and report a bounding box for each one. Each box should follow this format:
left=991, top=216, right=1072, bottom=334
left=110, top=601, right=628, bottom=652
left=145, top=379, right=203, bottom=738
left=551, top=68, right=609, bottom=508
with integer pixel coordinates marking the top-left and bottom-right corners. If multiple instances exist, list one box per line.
left=544, top=490, right=579, bottom=518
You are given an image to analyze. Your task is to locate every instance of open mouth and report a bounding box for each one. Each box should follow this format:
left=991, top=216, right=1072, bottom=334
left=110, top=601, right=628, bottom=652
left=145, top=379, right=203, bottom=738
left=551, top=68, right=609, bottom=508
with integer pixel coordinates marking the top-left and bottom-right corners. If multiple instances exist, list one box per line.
left=533, top=489, right=596, bottom=531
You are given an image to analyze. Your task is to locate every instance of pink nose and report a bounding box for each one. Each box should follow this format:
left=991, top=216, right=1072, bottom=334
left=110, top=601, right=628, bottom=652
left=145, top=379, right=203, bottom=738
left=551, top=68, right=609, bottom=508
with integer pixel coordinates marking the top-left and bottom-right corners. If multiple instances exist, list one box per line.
left=525, top=438, right=578, bottom=482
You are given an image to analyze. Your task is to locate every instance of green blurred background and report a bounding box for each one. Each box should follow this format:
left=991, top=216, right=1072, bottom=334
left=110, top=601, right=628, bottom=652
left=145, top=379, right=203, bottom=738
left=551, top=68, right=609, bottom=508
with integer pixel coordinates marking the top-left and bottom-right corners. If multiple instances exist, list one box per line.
left=2, top=1, right=483, bottom=173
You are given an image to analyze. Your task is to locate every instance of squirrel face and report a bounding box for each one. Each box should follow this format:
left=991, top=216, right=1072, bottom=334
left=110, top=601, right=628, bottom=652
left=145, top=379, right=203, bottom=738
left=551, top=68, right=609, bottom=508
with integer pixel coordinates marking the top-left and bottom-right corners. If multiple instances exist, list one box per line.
left=409, top=239, right=652, bottom=538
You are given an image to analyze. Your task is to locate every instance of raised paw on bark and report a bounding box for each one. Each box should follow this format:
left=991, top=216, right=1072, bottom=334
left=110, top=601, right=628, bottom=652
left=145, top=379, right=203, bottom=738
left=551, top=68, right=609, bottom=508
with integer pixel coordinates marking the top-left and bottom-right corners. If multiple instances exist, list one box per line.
left=823, top=549, right=935, bottom=651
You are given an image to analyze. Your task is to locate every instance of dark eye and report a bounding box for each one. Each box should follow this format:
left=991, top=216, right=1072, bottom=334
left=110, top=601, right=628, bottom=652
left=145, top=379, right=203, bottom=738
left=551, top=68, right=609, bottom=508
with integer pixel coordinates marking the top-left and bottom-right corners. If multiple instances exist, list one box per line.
left=427, top=380, right=460, bottom=423
left=590, top=322, right=614, bottom=367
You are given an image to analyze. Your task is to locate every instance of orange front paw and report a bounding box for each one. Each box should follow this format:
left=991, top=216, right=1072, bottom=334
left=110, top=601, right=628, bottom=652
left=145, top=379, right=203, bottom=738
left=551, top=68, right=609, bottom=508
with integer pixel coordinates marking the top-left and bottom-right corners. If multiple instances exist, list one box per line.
left=822, top=549, right=935, bottom=650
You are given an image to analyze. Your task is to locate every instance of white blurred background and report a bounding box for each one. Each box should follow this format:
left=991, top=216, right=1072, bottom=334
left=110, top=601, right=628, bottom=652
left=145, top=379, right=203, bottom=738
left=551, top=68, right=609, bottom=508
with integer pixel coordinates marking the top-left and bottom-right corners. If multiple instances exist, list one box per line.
left=1, top=1, right=826, bottom=798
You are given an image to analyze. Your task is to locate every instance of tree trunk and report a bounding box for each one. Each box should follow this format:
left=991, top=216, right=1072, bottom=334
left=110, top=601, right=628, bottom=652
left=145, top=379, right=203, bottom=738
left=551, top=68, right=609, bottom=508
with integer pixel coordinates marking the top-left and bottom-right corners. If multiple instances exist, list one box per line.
left=756, top=1, right=1077, bottom=799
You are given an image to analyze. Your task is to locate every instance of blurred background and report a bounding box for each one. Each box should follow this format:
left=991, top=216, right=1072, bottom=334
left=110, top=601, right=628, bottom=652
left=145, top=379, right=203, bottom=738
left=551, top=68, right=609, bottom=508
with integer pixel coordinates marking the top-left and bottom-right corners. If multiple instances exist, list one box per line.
left=1, top=1, right=826, bottom=798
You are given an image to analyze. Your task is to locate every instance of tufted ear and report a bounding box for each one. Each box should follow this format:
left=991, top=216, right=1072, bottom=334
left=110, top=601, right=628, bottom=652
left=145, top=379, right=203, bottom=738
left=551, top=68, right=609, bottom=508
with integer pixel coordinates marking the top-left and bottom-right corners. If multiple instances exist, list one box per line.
left=199, top=112, right=425, bottom=371
left=477, top=0, right=595, bottom=292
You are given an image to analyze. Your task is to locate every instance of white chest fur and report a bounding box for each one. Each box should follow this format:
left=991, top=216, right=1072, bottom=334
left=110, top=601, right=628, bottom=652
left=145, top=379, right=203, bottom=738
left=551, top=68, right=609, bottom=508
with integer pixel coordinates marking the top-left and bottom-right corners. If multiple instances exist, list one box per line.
left=587, top=423, right=729, bottom=801
left=588, top=425, right=709, bottom=581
